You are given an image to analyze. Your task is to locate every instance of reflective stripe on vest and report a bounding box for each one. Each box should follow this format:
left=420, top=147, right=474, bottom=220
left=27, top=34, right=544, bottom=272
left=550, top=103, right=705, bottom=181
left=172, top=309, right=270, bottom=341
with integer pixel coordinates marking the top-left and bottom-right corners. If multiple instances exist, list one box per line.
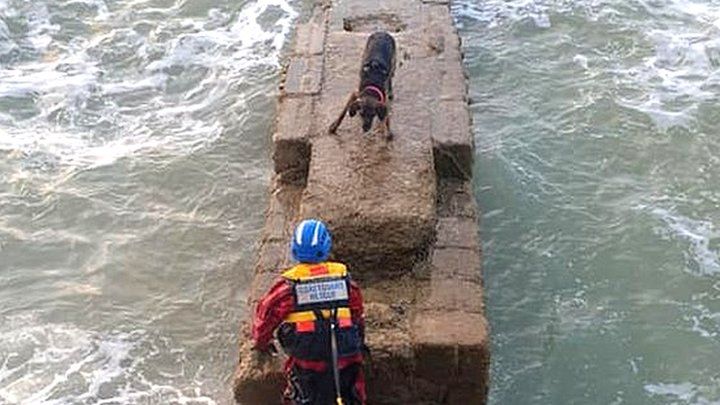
left=281, top=262, right=353, bottom=329
left=277, top=262, right=361, bottom=360
left=285, top=307, right=352, bottom=323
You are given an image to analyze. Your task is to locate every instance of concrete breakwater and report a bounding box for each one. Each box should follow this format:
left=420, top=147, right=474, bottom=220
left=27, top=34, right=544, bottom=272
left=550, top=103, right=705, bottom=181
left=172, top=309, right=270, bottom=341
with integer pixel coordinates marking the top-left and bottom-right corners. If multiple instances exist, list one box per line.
left=233, top=0, right=489, bottom=403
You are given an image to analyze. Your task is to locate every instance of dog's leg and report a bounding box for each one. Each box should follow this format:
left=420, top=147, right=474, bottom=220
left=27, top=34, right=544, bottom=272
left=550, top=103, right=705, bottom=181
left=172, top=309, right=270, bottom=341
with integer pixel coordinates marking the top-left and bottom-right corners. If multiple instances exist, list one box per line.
left=329, top=92, right=358, bottom=134
left=388, top=79, right=394, bottom=101
left=382, top=111, right=393, bottom=140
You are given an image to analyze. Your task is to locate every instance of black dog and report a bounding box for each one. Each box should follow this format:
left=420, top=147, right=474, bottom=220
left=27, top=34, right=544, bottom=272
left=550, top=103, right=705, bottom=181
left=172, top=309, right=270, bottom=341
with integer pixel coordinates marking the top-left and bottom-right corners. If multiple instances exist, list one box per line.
left=329, top=31, right=396, bottom=139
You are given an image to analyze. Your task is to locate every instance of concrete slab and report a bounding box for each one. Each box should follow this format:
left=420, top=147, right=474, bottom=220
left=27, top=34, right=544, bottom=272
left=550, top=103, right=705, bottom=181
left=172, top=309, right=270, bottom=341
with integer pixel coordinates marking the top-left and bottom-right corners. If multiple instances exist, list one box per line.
left=292, top=22, right=325, bottom=56
left=314, top=32, right=366, bottom=132
left=411, top=310, right=490, bottom=400
left=282, top=54, right=323, bottom=96
left=299, top=135, right=436, bottom=277
left=301, top=30, right=438, bottom=276
left=235, top=0, right=488, bottom=403
left=431, top=247, right=483, bottom=283
left=234, top=333, right=286, bottom=404
left=299, top=26, right=443, bottom=277
left=437, top=57, right=468, bottom=101
left=272, top=97, right=313, bottom=185
left=329, top=0, right=420, bottom=32
left=433, top=99, right=474, bottom=179
left=260, top=183, right=303, bottom=243
left=420, top=278, right=484, bottom=313
left=437, top=178, right=478, bottom=218
left=273, top=97, right=314, bottom=145
left=436, top=216, right=480, bottom=249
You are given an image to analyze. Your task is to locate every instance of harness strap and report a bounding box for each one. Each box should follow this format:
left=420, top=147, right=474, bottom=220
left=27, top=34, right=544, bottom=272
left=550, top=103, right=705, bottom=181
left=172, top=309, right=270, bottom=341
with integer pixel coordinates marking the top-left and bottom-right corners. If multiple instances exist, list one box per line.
left=363, top=85, right=385, bottom=105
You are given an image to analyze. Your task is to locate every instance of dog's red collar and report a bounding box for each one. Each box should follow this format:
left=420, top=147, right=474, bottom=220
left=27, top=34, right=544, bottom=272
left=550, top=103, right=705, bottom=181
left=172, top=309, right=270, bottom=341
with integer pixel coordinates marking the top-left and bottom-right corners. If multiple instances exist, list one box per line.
left=363, top=85, right=385, bottom=105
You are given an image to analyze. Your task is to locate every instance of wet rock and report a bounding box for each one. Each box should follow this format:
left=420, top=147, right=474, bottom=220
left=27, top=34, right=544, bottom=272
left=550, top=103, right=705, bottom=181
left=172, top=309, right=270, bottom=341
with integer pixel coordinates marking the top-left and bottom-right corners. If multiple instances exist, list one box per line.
left=272, top=98, right=313, bottom=185
left=234, top=327, right=286, bottom=404
left=437, top=178, right=478, bottom=218
left=299, top=133, right=436, bottom=278
left=283, top=55, right=323, bottom=96
left=433, top=100, right=474, bottom=179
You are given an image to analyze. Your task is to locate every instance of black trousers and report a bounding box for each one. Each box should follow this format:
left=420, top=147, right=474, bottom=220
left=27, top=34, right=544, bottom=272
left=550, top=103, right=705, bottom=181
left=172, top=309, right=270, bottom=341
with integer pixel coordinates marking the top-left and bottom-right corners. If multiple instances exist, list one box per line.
left=284, top=363, right=363, bottom=405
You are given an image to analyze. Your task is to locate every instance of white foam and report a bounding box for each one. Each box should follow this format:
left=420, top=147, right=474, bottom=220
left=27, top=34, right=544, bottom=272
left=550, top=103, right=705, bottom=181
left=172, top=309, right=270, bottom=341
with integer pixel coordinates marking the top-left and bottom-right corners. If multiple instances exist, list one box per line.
left=0, top=314, right=219, bottom=404
left=0, top=0, right=297, bottom=170
left=0, top=315, right=94, bottom=403
left=573, top=54, right=589, bottom=70
left=618, top=0, right=720, bottom=128
left=644, top=381, right=720, bottom=404
left=24, top=3, right=58, bottom=53
left=616, top=27, right=720, bottom=129
left=649, top=207, right=720, bottom=276
left=0, top=19, right=17, bottom=58
left=451, top=0, right=720, bottom=129
left=645, top=382, right=698, bottom=402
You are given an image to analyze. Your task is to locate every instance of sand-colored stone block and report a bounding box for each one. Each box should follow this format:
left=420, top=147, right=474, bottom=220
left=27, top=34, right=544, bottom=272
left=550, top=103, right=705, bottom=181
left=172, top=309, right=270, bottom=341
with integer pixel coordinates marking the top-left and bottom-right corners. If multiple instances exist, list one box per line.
left=300, top=133, right=436, bottom=277
left=431, top=246, right=482, bottom=283
left=293, top=22, right=325, bottom=56
left=438, top=58, right=468, bottom=101
left=304, top=32, right=438, bottom=278
left=283, top=55, right=323, bottom=96
left=432, top=99, right=474, bottom=179
left=412, top=310, right=489, bottom=393
left=234, top=331, right=286, bottom=404
left=412, top=310, right=488, bottom=347
left=437, top=179, right=478, bottom=218
left=436, top=216, right=480, bottom=249
left=262, top=184, right=303, bottom=242
left=329, top=0, right=419, bottom=32
left=273, top=97, right=314, bottom=143
left=254, top=240, right=289, bottom=274
left=421, top=278, right=484, bottom=313
left=272, top=98, right=313, bottom=185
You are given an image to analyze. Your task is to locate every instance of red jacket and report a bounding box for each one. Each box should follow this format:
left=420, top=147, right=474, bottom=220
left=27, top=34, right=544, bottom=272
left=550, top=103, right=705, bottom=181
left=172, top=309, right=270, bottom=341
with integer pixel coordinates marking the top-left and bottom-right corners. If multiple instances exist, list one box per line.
left=252, top=273, right=365, bottom=372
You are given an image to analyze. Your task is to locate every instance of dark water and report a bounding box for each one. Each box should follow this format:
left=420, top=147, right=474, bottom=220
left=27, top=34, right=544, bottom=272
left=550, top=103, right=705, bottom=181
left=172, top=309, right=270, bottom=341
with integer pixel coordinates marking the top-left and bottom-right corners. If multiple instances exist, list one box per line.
left=0, top=0, right=297, bottom=402
left=455, top=0, right=720, bottom=403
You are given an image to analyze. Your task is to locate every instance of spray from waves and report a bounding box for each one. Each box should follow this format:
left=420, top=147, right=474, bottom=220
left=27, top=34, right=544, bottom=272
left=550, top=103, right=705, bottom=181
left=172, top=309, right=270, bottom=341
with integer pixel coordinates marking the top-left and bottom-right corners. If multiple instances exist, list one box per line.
left=686, top=301, right=720, bottom=339
left=615, top=12, right=720, bottom=129
left=644, top=382, right=720, bottom=405
left=0, top=314, right=216, bottom=405
left=0, top=1, right=59, bottom=57
left=647, top=207, right=720, bottom=276
left=451, top=0, right=720, bottom=129
left=0, top=0, right=297, bottom=170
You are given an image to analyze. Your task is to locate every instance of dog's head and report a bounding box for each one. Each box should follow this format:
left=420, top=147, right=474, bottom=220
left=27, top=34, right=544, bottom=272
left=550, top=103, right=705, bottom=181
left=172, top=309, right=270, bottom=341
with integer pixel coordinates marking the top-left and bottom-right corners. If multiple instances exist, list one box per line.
left=349, top=95, right=387, bottom=132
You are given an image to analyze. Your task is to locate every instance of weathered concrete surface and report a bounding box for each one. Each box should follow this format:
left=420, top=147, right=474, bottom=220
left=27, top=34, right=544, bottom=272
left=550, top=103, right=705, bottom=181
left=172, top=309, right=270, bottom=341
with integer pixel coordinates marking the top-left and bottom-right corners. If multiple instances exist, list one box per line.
left=235, top=0, right=489, bottom=403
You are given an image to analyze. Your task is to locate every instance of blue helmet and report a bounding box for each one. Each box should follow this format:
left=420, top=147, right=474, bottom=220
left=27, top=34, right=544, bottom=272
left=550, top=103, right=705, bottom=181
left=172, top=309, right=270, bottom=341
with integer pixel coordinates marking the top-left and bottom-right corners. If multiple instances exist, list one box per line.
left=291, top=219, right=332, bottom=263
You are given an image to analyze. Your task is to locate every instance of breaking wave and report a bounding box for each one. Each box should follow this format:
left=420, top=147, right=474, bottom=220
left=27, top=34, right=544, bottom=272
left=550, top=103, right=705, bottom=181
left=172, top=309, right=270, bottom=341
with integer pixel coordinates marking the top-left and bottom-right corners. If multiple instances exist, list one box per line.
left=0, top=0, right=297, bottom=170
